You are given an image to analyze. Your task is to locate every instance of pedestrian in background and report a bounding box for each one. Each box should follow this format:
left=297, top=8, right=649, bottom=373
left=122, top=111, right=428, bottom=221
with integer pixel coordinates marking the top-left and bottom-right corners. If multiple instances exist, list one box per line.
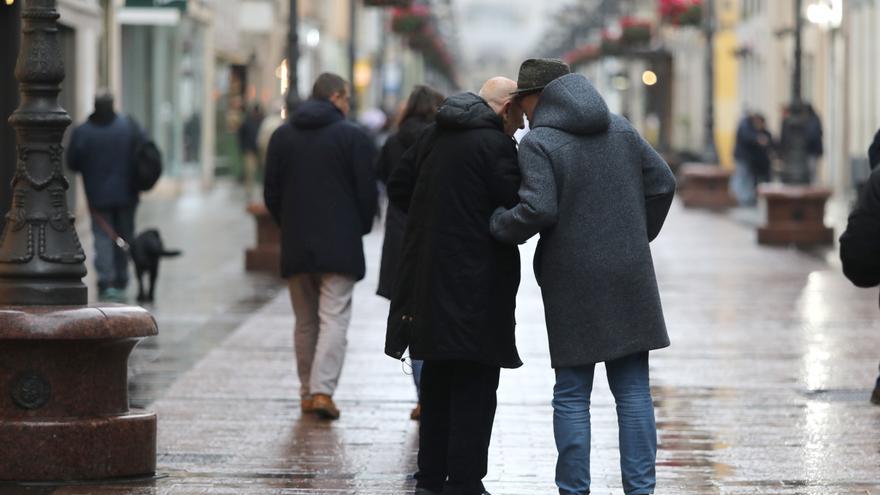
left=375, top=85, right=445, bottom=421
left=491, top=59, right=676, bottom=495
left=67, top=89, right=145, bottom=302
left=239, top=102, right=264, bottom=200
left=732, top=112, right=773, bottom=206
left=264, top=73, right=378, bottom=420
left=385, top=77, right=525, bottom=495
left=804, top=104, right=824, bottom=183
left=839, top=127, right=880, bottom=406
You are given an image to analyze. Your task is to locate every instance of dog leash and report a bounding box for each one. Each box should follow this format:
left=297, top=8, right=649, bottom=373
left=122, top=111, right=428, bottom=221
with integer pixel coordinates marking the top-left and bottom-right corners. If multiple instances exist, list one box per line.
left=88, top=208, right=131, bottom=252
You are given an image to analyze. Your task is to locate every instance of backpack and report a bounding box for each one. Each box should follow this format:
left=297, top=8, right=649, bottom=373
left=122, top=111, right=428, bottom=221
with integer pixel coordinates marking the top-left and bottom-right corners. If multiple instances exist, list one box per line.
left=129, top=117, right=163, bottom=192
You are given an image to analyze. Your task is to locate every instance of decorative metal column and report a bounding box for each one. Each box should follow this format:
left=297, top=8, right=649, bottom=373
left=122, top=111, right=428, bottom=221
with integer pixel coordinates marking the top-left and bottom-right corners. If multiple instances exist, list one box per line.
left=286, top=0, right=300, bottom=113
left=780, top=0, right=810, bottom=185
left=0, top=0, right=21, bottom=235
left=0, top=0, right=158, bottom=481
left=702, top=0, right=718, bottom=164
left=0, top=0, right=86, bottom=305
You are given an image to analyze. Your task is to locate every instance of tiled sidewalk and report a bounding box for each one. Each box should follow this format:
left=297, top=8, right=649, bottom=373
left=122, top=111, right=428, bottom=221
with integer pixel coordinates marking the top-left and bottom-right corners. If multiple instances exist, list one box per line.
left=9, top=199, right=880, bottom=495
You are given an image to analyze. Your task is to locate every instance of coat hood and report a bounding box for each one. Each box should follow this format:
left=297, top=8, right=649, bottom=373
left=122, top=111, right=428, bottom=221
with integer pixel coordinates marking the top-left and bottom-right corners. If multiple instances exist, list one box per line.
left=435, top=92, right=502, bottom=131
left=532, top=73, right=610, bottom=135
left=292, top=99, right=344, bottom=130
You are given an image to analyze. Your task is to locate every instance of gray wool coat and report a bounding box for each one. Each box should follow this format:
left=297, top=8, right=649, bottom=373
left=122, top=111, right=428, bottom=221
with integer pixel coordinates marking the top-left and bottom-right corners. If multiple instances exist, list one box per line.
left=490, top=73, right=676, bottom=368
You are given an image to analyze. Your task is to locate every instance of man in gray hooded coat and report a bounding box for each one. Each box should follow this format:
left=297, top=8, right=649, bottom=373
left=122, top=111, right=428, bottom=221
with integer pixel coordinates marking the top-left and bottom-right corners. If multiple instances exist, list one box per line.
left=490, top=59, right=676, bottom=495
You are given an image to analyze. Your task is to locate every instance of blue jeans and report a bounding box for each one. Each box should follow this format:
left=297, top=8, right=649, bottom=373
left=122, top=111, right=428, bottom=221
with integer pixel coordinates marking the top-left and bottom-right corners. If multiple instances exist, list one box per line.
left=553, top=352, right=657, bottom=495
left=731, top=160, right=756, bottom=206
left=412, top=359, right=423, bottom=399
left=90, top=205, right=136, bottom=292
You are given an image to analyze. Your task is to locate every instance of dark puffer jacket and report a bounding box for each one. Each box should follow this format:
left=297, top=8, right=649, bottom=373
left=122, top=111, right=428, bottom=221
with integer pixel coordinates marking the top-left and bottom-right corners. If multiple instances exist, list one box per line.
left=384, top=93, right=523, bottom=369
left=263, top=99, right=378, bottom=280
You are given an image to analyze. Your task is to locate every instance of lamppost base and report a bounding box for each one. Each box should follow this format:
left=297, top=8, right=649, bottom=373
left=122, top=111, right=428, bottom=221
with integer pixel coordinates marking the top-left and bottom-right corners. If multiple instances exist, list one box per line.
left=0, top=304, right=158, bottom=481
left=245, top=202, right=281, bottom=274
left=0, top=279, right=87, bottom=306
left=0, top=413, right=156, bottom=481
left=756, top=183, right=834, bottom=246
left=678, top=163, right=737, bottom=210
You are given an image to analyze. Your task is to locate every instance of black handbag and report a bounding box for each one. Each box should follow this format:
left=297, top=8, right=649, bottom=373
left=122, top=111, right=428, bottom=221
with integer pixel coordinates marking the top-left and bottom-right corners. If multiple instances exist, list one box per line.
left=129, top=117, right=163, bottom=192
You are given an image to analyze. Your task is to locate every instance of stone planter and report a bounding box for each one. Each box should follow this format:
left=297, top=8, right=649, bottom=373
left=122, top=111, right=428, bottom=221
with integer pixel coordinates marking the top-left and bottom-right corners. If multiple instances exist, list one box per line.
left=245, top=202, right=281, bottom=273
left=757, top=184, right=834, bottom=246
left=0, top=305, right=157, bottom=480
left=678, top=163, right=737, bottom=209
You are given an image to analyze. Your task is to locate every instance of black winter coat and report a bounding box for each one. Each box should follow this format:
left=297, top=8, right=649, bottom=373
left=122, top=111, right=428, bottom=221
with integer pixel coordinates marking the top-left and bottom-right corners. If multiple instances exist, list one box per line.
left=376, top=117, right=432, bottom=299
left=841, top=161, right=880, bottom=290
left=263, top=99, right=378, bottom=280
left=384, top=93, right=523, bottom=369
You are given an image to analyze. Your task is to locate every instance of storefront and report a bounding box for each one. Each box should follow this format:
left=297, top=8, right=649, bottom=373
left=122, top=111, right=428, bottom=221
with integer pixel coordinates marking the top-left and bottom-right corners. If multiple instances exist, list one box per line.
left=118, top=0, right=215, bottom=186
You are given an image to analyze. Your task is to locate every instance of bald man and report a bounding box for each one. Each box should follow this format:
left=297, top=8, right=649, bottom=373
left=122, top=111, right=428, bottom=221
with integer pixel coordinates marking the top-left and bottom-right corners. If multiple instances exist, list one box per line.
left=385, top=78, right=525, bottom=495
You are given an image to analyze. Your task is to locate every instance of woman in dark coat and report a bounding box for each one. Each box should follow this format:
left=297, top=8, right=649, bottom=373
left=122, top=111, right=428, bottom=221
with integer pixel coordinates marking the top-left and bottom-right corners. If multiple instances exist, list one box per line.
left=375, top=85, right=444, bottom=420
left=377, top=86, right=445, bottom=298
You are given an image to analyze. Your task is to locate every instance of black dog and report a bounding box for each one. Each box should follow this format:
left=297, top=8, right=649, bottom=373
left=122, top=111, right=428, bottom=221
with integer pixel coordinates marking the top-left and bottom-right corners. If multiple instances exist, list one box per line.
left=129, top=229, right=181, bottom=302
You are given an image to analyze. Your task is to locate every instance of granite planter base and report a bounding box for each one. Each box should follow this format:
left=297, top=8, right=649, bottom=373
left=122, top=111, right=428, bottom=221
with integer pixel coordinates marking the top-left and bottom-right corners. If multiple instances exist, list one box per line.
left=757, top=184, right=834, bottom=246
left=0, top=305, right=157, bottom=481
left=245, top=202, right=281, bottom=274
left=678, top=163, right=737, bottom=210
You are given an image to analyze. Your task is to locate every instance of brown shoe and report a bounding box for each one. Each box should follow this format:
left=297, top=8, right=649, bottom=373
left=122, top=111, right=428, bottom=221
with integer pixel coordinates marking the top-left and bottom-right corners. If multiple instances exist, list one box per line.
left=410, top=403, right=421, bottom=420
left=301, top=396, right=315, bottom=413
left=871, top=386, right=880, bottom=405
left=312, top=394, right=340, bottom=419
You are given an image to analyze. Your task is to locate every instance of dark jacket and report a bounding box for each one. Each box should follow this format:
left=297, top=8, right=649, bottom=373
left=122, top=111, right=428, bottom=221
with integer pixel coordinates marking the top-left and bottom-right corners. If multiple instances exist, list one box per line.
left=841, top=154, right=880, bottom=290
left=263, top=99, right=378, bottom=280
left=869, top=128, right=880, bottom=170
left=490, top=74, right=676, bottom=368
left=384, top=93, right=523, bottom=369
left=734, top=117, right=773, bottom=177
left=66, top=114, right=142, bottom=209
left=376, top=117, right=431, bottom=299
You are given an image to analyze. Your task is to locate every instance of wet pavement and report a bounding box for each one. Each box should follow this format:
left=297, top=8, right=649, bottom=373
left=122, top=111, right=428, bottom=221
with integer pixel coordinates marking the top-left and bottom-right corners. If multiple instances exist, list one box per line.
left=4, top=186, right=880, bottom=494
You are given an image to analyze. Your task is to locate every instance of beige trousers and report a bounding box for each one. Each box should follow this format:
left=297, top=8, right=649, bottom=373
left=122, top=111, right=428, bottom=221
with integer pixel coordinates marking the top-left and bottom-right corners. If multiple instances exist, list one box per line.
left=287, top=273, right=355, bottom=398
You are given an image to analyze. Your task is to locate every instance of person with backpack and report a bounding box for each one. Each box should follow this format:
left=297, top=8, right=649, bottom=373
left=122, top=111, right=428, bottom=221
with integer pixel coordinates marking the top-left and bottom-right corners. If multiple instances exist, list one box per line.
left=67, top=89, right=147, bottom=302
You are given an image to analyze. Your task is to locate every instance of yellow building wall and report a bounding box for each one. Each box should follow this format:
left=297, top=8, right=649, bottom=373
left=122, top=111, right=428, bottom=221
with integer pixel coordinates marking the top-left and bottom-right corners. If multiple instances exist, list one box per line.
left=715, top=0, right=739, bottom=169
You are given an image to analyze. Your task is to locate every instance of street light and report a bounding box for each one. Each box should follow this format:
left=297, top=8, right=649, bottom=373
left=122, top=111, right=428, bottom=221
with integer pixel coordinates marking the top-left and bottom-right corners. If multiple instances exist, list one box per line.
left=0, top=0, right=157, bottom=480
left=781, top=0, right=842, bottom=184
left=702, top=0, right=718, bottom=165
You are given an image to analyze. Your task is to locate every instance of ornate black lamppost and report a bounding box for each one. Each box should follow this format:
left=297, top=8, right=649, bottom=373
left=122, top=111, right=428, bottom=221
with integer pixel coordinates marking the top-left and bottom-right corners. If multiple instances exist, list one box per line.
left=780, top=0, right=810, bottom=184
left=702, top=0, right=718, bottom=164
left=0, top=0, right=157, bottom=480
left=286, top=0, right=300, bottom=113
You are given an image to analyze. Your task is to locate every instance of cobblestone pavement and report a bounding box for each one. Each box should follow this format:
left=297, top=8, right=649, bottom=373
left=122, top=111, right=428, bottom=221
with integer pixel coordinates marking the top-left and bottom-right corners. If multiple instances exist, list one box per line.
left=5, top=193, right=880, bottom=494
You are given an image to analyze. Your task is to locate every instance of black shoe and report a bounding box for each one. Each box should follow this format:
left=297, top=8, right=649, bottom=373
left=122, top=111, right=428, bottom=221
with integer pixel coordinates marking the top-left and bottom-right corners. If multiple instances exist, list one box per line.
left=871, top=386, right=880, bottom=405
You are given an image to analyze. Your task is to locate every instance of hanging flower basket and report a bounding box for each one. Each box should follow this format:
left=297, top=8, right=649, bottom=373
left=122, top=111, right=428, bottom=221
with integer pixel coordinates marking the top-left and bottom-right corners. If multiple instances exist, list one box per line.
left=620, top=17, right=653, bottom=47
left=563, top=43, right=601, bottom=66
left=365, top=0, right=412, bottom=7
left=391, top=5, right=430, bottom=34
left=659, top=0, right=702, bottom=27
left=600, top=37, right=624, bottom=56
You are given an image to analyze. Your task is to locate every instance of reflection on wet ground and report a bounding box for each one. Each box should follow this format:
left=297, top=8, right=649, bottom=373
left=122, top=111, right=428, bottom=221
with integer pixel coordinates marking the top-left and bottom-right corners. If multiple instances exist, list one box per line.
left=8, top=190, right=880, bottom=494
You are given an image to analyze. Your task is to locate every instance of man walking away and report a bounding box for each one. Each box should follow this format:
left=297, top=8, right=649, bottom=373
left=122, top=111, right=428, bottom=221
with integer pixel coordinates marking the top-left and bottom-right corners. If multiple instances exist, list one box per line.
left=491, top=59, right=676, bottom=495
left=839, top=127, right=880, bottom=406
left=385, top=77, right=525, bottom=495
left=67, top=90, right=144, bottom=302
left=264, top=73, right=378, bottom=420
